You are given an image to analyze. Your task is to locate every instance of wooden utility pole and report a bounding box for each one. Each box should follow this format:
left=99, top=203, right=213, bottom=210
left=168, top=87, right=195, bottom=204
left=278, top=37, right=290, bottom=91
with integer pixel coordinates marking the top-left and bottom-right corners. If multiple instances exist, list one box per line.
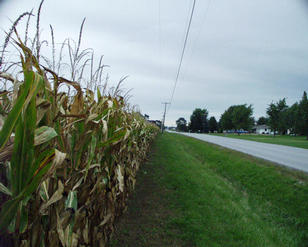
left=161, top=102, right=170, bottom=133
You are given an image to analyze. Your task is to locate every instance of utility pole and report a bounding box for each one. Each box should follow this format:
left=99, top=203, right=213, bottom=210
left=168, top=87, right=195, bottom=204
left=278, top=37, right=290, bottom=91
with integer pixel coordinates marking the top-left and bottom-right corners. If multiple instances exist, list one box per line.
left=161, top=102, right=170, bottom=133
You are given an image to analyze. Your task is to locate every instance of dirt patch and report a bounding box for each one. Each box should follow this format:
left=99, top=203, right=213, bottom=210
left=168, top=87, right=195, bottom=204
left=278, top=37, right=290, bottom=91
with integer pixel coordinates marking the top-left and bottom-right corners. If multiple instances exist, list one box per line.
left=109, top=154, right=185, bottom=247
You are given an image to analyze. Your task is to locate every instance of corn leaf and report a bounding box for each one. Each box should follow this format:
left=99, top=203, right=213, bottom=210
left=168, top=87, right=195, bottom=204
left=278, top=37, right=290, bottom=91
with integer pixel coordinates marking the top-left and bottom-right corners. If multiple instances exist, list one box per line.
left=0, top=182, right=11, bottom=196
left=40, top=180, right=64, bottom=215
left=19, top=204, right=28, bottom=233
left=65, top=191, right=77, bottom=212
left=84, top=135, right=97, bottom=179
left=0, top=18, right=160, bottom=244
left=11, top=114, right=23, bottom=196
left=34, top=126, right=58, bottom=146
left=0, top=71, right=35, bottom=151
left=97, top=87, right=102, bottom=100
left=98, top=130, right=126, bottom=148
left=0, top=197, right=21, bottom=232
left=7, top=214, right=16, bottom=234
left=116, top=165, right=124, bottom=193
left=20, top=82, right=36, bottom=194
left=10, top=71, right=40, bottom=195
left=45, top=149, right=66, bottom=178
left=21, top=153, right=54, bottom=198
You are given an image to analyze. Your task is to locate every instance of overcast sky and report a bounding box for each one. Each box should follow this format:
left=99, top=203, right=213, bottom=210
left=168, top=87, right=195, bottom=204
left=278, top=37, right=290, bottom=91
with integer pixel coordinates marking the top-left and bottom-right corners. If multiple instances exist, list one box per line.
left=1, top=0, right=308, bottom=126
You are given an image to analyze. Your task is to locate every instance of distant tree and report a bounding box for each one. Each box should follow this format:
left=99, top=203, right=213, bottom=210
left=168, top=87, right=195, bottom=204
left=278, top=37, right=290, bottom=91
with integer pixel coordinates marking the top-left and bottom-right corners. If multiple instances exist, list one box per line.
left=220, top=107, right=234, bottom=131
left=257, top=116, right=268, bottom=125
left=220, top=104, right=254, bottom=134
left=176, top=117, right=188, bottom=132
left=208, top=116, right=218, bottom=133
left=266, top=98, right=288, bottom=136
left=299, top=91, right=308, bottom=139
left=286, top=103, right=300, bottom=135
left=189, top=108, right=209, bottom=133
left=232, top=104, right=254, bottom=133
left=251, top=117, right=256, bottom=126
left=217, top=119, right=223, bottom=133
left=267, top=103, right=279, bottom=136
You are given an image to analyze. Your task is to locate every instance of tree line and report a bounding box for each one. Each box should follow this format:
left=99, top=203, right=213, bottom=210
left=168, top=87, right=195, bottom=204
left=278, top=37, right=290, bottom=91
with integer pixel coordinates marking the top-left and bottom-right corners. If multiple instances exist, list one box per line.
left=176, top=91, right=308, bottom=139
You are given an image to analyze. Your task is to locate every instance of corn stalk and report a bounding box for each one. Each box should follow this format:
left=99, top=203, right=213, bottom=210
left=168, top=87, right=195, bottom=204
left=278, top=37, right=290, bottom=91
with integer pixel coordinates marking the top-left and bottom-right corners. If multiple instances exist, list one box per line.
left=0, top=6, right=158, bottom=247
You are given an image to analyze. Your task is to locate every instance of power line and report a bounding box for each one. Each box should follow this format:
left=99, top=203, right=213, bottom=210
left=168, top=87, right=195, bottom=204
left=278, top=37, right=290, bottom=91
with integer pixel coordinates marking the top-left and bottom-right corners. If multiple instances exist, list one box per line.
left=189, top=0, right=212, bottom=59
left=169, top=0, right=197, bottom=109
left=160, top=0, right=197, bottom=128
left=180, top=0, right=195, bottom=50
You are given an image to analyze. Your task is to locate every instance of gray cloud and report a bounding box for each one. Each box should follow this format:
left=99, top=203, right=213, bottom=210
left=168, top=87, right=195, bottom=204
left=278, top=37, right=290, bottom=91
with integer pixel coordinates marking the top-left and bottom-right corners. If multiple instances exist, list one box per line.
left=1, top=0, right=308, bottom=126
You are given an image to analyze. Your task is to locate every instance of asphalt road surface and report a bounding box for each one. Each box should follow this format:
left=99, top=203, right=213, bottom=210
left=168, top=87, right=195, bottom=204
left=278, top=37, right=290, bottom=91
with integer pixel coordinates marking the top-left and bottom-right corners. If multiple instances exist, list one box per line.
left=177, top=132, right=308, bottom=173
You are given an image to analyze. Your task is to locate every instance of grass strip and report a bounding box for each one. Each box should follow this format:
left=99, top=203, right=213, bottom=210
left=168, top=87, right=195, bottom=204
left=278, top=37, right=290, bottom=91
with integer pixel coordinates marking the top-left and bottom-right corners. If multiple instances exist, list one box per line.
left=112, top=133, right=308, bottom=247
left=210, top=133, right=308, bottom=149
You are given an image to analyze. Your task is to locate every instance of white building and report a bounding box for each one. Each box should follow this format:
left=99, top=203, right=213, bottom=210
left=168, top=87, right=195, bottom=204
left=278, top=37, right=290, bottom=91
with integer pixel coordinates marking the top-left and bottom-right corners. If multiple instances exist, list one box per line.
left=254, top=125, right=271, bottom=134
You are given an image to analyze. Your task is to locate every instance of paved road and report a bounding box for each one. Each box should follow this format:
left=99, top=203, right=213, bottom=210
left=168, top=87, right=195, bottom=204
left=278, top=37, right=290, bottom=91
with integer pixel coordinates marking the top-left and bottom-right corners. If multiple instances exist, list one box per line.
left=177, top=132, right=308, bottom=173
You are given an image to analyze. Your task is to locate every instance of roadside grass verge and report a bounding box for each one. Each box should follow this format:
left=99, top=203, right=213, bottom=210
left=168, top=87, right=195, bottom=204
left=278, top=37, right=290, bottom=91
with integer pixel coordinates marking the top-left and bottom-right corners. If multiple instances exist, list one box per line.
left=111, top=132, right=308, bottom=247
left=210, top=133, right=308, bottom=149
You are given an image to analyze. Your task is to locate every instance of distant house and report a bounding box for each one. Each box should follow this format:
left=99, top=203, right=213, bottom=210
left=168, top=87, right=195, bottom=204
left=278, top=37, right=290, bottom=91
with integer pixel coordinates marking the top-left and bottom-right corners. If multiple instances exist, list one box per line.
left=144, top=114, right=149, bottom=121
left=253, top=125, right=271, bottom=134
left=148, top=120, right=162, bottom=129
left=155, top=120, right=162, bottom=128
left=223, top=129, right=248, bottom=134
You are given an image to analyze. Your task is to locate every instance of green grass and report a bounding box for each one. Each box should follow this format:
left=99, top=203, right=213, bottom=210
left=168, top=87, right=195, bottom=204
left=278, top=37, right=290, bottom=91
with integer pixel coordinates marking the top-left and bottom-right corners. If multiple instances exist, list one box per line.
left=113, top=132, right=308, bottom=247
left=210, top=133, right=308, bottom=149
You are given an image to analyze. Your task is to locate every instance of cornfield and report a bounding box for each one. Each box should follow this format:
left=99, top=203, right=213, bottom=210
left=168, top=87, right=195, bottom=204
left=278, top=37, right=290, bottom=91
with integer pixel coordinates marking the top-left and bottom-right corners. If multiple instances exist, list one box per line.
left=0, top=4, right=158, bottom=246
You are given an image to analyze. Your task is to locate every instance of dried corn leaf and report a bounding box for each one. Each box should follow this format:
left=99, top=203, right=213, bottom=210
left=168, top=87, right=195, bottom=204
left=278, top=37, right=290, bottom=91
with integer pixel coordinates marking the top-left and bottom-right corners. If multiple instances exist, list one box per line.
left=116, top=165, right=124, bottom=193
left=40, top=180, right=64, bottom=215
left=82, top=219, right=89, bottom=244
left=72, top=177, right=84, bottom=191
left=43, top=149, right=66, bottom=179
left=99, top=213, right=112, bottom=227
left=57, top=211, right=66, bottom=247
left=70, top=91, right=84, bottom=116
left=0, top=22, right=159, bottom=246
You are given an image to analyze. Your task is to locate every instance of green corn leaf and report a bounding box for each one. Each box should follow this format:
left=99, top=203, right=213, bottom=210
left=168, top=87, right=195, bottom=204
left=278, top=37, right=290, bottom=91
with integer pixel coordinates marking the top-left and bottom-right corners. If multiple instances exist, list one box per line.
left=34, top=126, right=58, bottom=146
left=73, top=135, right=91, bottom=169
left=65, top=191, right=78, bottom=212
left=98, top=130, right=126, bottom=148
left=0, top=197, right=21, bottom=232
left=0, top=149, right=55, bottom=231
left=84, top=135, right=97, bottom=179
left=11, top=115, right=23, bottom=196
left=20, top=84, right=36, bottom=194
left=0, top=71, right=34, bottom=151
left=94, top=108, right=109, bottom=121
left=7, top=213, right=16, bottom=233
left=21, top=156, right=53, bottom=199
left=76, top=121, right=85, bottom=134
left=10, top=71, right=44, bottom=196
left=97, top=87, right=102, bottom=100
left=19, top=203, right=28, bottom=233
left=0, top=182, right=11, bottom=196
left=26, top=149, right=54, bottom=188
left=55, top=120, right=65, bottom=150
